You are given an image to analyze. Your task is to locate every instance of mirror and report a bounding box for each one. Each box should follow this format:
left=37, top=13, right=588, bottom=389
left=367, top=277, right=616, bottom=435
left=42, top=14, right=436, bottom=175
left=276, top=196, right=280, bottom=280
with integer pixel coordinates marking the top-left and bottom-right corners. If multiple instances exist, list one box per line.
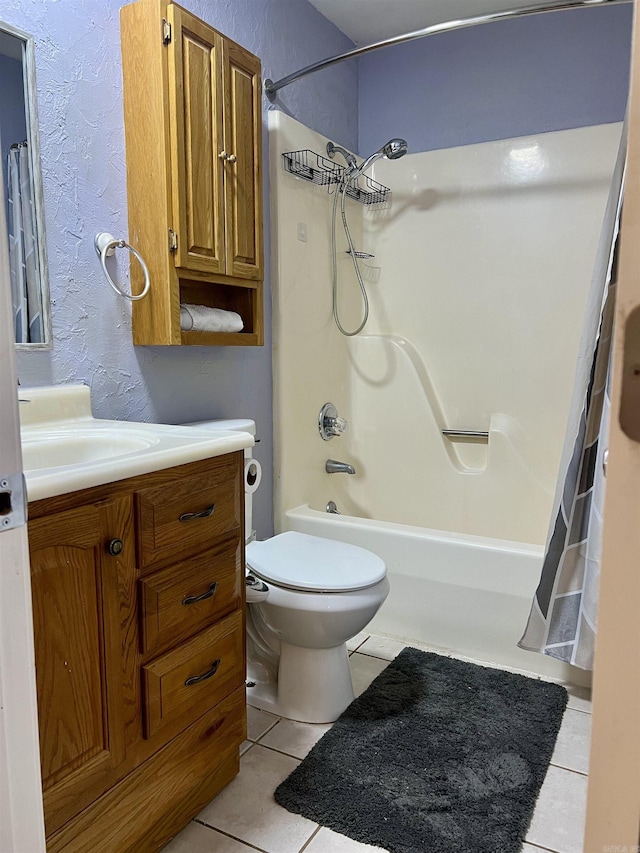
left=0, top=21, right=50, bottom=348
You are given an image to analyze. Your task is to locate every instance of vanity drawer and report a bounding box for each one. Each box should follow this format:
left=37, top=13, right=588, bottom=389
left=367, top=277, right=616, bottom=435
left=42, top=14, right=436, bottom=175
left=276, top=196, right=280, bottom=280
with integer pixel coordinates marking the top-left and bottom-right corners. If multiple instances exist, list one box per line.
left=143, top=610, right=244, bottom=739
left=136, top=453, right=242, bottom=573
left=140, top=536, right=242, bottom=656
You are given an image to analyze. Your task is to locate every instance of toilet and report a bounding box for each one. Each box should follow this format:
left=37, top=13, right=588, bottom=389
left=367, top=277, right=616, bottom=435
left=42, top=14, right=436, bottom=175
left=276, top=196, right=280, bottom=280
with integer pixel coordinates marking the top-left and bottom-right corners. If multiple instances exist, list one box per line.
left=189, top=418, right=389, bottom=723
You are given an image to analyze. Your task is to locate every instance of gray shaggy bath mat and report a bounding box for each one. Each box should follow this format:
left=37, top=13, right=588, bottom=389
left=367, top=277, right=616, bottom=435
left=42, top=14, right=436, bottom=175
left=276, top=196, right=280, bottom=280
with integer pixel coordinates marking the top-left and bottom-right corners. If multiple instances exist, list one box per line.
left=274, top=647, right=567, bottom=853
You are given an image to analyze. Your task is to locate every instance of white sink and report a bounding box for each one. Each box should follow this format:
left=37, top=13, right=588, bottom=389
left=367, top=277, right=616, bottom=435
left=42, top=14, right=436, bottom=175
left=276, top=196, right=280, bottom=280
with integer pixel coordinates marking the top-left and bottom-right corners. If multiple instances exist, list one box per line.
left=20, top=385, right=254, bottom=501
left=21, top=429, right=158, bottom=471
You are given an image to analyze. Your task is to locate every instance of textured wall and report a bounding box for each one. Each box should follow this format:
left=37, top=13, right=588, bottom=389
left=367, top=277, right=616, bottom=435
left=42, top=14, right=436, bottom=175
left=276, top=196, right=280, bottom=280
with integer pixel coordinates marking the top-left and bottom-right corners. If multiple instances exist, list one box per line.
left=7, top=0, right=357, bottom=539
left=359, top=4, right=632, bottom=155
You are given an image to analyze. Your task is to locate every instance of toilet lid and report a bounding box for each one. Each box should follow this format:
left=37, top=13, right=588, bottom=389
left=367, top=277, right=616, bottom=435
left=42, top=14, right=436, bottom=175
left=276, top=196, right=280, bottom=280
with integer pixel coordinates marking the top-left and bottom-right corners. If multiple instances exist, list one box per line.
left=246, top=531, right=386, bottom=592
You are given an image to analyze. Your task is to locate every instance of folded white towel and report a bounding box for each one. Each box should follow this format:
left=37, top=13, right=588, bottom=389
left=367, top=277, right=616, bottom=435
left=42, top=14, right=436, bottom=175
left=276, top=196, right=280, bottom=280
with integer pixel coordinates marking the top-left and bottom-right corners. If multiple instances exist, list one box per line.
left=180, top=304, right=244, bottom=334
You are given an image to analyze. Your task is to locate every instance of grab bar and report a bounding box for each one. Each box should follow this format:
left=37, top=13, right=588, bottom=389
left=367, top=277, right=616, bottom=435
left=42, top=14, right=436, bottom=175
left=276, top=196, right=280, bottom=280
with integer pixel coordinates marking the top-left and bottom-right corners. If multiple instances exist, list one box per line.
left=442, top=429, right=489, bottom=439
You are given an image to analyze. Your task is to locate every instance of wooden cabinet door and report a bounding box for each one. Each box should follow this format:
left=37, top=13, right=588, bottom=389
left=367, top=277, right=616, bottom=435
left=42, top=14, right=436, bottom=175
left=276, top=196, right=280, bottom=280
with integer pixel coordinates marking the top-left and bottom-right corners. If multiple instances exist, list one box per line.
left=167, top=4, right=226, bottom=276
left=223, top=39, right=263, bottom=281
left=28, top=497, right=136, bottom=835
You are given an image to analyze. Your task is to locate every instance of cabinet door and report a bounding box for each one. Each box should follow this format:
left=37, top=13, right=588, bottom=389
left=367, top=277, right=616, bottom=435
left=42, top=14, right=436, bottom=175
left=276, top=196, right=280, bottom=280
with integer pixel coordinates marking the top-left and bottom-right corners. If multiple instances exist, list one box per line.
left=28, top=497, right=136, bottom=835
left=223, top=39, right=263, bottom=281
left=167, top=5, right=226, bottom=276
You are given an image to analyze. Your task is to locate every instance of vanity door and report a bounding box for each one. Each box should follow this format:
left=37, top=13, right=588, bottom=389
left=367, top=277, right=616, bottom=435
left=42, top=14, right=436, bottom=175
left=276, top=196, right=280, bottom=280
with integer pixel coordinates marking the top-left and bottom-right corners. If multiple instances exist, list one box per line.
left=28, top=496, right=137, bottom=836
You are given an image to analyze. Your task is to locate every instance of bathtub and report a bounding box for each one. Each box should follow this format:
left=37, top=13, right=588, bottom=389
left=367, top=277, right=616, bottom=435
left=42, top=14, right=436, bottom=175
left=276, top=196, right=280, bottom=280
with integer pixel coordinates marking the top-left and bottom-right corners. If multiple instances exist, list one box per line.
left=285, top=504, right=590, bottom=688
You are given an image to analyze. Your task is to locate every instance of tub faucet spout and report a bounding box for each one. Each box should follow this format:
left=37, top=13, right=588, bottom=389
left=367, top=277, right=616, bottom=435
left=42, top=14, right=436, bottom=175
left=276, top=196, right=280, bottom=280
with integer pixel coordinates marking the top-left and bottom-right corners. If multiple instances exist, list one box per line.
left=326, top=459, right=355, bottom=475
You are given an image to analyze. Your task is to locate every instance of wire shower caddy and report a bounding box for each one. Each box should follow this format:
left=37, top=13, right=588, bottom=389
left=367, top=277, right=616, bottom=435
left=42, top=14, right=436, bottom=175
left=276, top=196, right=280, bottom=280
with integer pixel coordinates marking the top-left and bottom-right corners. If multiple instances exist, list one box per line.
left=281, top=149, right=391, bottom=205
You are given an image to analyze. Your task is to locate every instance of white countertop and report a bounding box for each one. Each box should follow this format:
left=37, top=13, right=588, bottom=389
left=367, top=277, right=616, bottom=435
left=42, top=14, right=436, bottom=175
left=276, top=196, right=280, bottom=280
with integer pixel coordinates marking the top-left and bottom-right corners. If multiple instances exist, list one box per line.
left=20, top=385, right=254, bottom=502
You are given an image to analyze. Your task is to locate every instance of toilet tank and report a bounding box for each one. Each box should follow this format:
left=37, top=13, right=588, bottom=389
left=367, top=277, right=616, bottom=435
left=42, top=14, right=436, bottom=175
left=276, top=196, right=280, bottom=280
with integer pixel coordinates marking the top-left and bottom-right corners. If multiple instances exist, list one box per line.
left=185, top=419, right=259, bottom=542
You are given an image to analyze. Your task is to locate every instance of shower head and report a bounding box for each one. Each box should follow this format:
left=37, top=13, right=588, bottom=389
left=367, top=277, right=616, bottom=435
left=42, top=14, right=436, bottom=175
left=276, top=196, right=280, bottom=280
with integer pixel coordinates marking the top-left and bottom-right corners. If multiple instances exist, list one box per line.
left=349, top=138, right=408, bottom=179
left=382, top=138, right=408, bottom=160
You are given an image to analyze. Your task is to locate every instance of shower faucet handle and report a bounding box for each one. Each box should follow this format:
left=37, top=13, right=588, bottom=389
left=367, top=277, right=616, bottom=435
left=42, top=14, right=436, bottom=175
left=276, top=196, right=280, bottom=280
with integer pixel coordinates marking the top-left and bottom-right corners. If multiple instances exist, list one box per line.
left=319, top=403, right=349, bottom=440
left=327, top=416, right=348, bottom=435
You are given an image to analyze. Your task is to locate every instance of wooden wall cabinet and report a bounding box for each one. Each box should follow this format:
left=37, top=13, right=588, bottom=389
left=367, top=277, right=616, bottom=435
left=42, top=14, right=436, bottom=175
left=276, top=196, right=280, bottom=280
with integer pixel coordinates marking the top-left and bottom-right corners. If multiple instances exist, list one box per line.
left=28, top=453, right=247, bottom=852
left=121, top=0, right=264, bottom=347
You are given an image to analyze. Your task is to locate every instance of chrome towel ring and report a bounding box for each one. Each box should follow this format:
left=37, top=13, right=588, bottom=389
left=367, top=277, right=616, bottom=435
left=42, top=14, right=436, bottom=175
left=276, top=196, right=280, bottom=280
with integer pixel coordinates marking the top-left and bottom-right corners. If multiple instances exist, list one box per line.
left=94, top=231, right=150, bottom=301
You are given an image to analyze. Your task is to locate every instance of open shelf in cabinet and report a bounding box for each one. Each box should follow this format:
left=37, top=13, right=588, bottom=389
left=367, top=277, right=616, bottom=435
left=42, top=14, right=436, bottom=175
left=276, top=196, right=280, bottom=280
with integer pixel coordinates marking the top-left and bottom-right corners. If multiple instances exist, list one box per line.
left=179, top=279, right=263, bottom=347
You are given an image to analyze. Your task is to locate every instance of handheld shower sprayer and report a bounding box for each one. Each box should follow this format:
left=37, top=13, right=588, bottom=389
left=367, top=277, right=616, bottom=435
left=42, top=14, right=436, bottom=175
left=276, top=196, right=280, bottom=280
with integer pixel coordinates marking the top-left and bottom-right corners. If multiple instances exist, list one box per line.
left=349, top=138, right=408, bottom=179
left=326, top=138, right=408, bottom=179
left=327, top=137, right=408, bottom=337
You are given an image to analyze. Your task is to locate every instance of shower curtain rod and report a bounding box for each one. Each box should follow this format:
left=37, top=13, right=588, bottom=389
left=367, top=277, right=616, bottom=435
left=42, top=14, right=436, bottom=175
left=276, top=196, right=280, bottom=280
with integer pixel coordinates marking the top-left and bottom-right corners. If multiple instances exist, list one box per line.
left=264, top=0, right=632, bottom=98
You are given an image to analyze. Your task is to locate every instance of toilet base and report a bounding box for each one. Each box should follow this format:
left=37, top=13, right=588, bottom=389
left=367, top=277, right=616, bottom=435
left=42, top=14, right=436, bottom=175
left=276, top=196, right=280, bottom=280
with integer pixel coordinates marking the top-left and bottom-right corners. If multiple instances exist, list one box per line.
left=247, top=641, right=355, bottom=724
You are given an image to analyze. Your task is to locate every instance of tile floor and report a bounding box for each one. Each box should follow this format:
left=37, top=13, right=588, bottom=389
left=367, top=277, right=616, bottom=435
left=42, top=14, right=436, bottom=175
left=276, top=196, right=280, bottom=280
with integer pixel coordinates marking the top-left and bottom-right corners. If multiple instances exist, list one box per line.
left=161, top=634, right=592, bottom=853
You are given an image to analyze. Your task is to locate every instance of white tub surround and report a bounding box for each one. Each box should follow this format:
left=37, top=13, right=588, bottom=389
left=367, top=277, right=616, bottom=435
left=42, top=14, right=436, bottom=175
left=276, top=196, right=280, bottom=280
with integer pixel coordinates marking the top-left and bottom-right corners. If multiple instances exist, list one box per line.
left=270, top=111, right=621, bottom=545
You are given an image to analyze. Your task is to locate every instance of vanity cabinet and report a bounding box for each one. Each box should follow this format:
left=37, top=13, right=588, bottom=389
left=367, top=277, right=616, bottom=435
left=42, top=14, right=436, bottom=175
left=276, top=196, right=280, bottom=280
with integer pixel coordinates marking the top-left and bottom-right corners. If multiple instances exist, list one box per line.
left=29, top=498, right=136, bottom=831
left=27, top=452, right=246, bottom=852
left=121, top=0, right=264, bottom=347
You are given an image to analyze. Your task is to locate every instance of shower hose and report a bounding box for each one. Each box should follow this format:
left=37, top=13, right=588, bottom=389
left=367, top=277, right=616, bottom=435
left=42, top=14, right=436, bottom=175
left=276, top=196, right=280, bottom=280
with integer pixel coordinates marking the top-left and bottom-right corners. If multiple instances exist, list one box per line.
left=330, top=175, right=369, bottom=336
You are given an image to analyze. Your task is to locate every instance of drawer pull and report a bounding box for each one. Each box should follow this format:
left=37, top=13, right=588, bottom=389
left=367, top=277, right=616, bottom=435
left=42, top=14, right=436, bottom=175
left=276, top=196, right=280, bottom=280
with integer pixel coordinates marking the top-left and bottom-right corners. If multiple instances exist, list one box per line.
left=179, top=503, right=216, bottom=522
left=184, top=658, right=221, bottom=687
left=182, top=582, right=218, bottom=606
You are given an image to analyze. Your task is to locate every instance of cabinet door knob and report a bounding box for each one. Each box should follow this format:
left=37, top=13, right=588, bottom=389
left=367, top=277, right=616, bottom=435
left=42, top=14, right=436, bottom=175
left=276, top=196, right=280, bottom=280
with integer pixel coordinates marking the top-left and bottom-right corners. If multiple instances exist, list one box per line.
left=107, top=538, right=124, bottom=556
left=184, top=658, right=221, bottom=687
left=218, top=150, right=228, bottom=160
left=227, top=153, right=237, bottom=163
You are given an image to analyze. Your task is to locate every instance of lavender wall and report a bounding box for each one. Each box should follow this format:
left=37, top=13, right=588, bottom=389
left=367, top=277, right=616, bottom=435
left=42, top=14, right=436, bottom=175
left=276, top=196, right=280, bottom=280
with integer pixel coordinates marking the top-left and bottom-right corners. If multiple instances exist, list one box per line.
left=359, top=4, right=632, bottom=156
left=6, top=0, right=357, bottom=539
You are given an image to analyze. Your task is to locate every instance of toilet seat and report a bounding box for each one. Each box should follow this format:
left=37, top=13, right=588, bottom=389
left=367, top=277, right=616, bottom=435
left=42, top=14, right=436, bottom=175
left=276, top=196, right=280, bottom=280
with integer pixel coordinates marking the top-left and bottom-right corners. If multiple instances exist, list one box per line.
left=246, top=531, right=386, bottom=593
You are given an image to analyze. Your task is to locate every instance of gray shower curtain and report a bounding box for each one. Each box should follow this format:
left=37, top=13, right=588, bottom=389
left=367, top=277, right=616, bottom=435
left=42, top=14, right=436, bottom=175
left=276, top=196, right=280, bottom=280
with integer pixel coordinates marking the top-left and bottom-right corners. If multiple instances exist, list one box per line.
left=8, top=142, right=43, bottom=344
left=518, top=127, right=626, bottom=671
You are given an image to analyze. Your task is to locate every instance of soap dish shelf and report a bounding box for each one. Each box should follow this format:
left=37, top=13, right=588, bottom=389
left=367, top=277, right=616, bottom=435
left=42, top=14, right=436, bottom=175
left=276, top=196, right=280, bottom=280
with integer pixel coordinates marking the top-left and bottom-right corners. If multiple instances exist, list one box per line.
left=282, top=149, right=390, bottom=205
